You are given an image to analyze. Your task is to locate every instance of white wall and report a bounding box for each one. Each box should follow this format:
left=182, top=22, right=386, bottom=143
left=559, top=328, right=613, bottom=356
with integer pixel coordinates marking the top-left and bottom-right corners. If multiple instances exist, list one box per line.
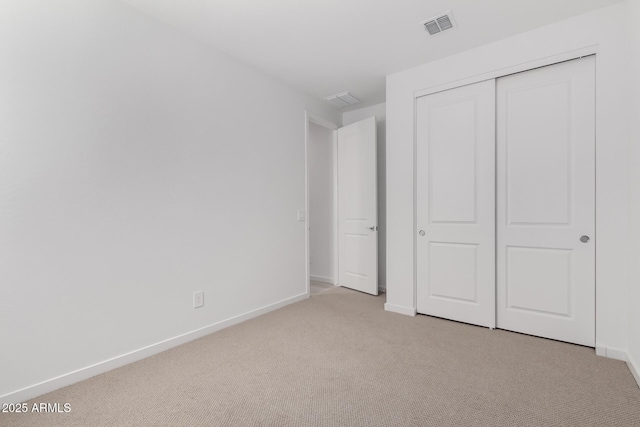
left=343, top=103, right=387, bottom=289
left=386, top=3, right=632, bottom=354
left=308, top=122, right=334, bottom=282
left=0, top=0, right=340, bottom=402
left=626, top=0, right=640, bottom=384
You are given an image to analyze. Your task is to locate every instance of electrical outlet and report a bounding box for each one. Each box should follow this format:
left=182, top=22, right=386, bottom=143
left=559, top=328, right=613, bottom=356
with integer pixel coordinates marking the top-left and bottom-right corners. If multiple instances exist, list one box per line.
left=193, top=291, right=204, bottom=308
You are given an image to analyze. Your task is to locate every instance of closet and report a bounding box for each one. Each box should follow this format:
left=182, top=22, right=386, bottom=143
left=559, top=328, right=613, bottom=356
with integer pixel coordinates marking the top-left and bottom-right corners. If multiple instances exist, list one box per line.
left=416, top=56, right=596, bottom=347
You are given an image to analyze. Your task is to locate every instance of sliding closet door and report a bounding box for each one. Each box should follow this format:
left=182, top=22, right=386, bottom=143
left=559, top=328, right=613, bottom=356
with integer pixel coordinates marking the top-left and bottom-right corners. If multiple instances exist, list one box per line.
left=416, top=80, right=496, bottom=328
left=496, top=56, right=596, bottom=346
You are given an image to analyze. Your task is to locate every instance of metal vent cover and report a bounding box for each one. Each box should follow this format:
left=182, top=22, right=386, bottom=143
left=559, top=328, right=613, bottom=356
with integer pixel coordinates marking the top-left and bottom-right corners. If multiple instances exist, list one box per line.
left=424, top=20, right=441, bottom=35
left=421, top=11, right=456, bottom=35
left=324, top=91, right=360, bottom=108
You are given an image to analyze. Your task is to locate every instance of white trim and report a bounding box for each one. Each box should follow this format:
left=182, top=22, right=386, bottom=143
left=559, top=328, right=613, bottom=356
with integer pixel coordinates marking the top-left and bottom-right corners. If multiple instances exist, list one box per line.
left=628, top=353, right=640, bottom=388
left=413, top=96, right=419, bottom=316
left=310, top=275, right=334, bottom=284
left=309, top=115, right=339, bottom=130
left=595, top=345, right=628, bottom=361
left=305, top=111, right=340, bottom=293
left=414, top=45, right=599, bottom=99
left=605, top=347, right=628, bottom=362
left=333, top=129, right=339, bottom=286
left=384, top=303, right=417, bottom=316
left=0, top=292, right=309, bottom=405
left=304, top=112, right=311, bottom=297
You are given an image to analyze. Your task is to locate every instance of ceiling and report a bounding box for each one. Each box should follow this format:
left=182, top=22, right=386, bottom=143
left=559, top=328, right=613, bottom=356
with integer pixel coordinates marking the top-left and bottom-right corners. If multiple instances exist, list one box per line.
left=119, top=0, right=621, bottom=111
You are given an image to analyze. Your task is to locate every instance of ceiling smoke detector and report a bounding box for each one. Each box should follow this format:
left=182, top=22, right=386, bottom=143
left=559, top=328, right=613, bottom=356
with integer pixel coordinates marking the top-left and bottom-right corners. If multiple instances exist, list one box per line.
left=421, top=11, right=456, bottom=36
left=325, top=92, right=360, bottom=108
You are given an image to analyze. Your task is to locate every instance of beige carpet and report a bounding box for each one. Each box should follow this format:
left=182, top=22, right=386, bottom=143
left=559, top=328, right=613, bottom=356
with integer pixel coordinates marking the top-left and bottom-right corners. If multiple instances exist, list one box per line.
left=310, top=280, right=335, bottom=295
left=2, top=287, right=639, bottom=427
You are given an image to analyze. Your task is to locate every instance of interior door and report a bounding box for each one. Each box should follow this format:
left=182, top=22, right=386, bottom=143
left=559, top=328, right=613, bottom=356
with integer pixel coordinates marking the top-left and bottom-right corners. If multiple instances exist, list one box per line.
left=337, top=116, right=378, bottom=295
left=496, top=56, right=596, bottom=346
left=416, top=80, right=496, bottom=328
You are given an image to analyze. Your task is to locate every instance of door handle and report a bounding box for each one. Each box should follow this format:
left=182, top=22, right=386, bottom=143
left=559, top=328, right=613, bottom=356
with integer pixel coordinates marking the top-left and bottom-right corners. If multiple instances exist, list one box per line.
left=419, top=230, right=425, bottom=236
left=580, top=235, right=590, bottom=243
left=368, top=226, right=378, bottom=231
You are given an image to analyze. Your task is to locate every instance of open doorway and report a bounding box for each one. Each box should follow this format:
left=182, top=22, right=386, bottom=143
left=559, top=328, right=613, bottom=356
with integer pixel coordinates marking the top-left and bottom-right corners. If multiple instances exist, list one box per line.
left=306, top=114, right=338, bottom=296
left=305, top=110, right=383, bottom=297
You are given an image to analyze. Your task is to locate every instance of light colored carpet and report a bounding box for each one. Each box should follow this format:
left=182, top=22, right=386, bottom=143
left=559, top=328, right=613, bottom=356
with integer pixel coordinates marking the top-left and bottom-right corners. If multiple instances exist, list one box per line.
left=2, top=287, right=639, bottom=427
left=310, top=280, right=334, bottom=295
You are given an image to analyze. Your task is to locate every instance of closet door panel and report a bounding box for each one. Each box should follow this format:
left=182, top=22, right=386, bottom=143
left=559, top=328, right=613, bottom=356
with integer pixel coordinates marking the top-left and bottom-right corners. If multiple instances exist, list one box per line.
left=416, top=80, right=496, bottom=328
left=496, top=56, right=596, bottom=346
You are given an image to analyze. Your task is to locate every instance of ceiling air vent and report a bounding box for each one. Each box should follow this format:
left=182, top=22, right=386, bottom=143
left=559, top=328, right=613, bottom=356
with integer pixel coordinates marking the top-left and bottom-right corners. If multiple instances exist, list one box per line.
left=325, top=92, right=360, bottom=108
left=421, top=11, right=456, bottom=36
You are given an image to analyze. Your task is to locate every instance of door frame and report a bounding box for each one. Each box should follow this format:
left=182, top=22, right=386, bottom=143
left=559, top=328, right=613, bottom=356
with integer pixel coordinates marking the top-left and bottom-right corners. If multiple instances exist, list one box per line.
left=413, top=46, right=599, bottom=336
left=305, top=111, right=339, bottom=297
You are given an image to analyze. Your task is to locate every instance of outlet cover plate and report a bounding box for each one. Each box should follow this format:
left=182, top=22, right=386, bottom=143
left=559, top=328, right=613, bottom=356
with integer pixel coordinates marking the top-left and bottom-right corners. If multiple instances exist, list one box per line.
left=193, top=291, right=204, bottom=308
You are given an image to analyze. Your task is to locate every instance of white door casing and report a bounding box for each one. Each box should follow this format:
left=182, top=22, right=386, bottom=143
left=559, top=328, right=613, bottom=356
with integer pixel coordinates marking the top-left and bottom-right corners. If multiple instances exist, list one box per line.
left=337, top=116, right=378, bottom=295
left=496, top=56, right=596, bottom=346
left=416, top=80, right=496, bottom=328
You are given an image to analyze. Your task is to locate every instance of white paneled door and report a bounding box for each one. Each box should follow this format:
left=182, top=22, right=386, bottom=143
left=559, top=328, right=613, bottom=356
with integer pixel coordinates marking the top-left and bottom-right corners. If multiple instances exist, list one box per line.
left=496, top=57, right=596, bottom=346
left=337, top=117, right=378, bottom=295
left=416, top=80, right=496, bottom=328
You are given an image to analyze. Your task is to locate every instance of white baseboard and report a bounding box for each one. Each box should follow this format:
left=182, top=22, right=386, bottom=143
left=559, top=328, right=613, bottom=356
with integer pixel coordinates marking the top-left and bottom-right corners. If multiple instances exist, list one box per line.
left=628, top=353, right=640, bottom=388
left=310, top=275, right=334, bottom=285
left=595, top=345, right=628, bottom=361
left=609, top=348, right=628, bottom=361
left=384, top=303, right=416, bottom=316
left=0, top=292, right=309, bottom=405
